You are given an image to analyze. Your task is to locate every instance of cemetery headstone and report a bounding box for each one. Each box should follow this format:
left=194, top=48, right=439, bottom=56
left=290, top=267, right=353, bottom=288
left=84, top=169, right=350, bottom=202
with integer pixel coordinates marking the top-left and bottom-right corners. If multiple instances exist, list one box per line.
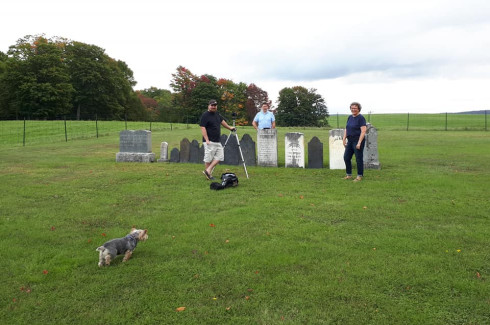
left=116, top=130, right=155, bottom=163
left=363, top=123, right=381, bottom=169
left=285, top=132, right=305, bottom=168
left=179, top=138, right=190, bottom=163
left=307, top=136, right=323, bottom=168
left=157, top=141, right=168, bottom=162
left=257, top=129, right=278, bottom=167
left=221, top=134, right=240, bottom=165
left=169, top=148, right=180, bottom=163
left=329, top=129, right=345, bottom=169
left=189, top=140, right=200, bottom=164
left=240, top=134, right=256, bottom=167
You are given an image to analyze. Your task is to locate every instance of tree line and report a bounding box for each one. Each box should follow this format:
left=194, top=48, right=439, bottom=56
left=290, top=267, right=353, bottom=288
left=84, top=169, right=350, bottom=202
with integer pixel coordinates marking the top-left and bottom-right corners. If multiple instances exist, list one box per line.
left=0, top=35, right=329, bottom=126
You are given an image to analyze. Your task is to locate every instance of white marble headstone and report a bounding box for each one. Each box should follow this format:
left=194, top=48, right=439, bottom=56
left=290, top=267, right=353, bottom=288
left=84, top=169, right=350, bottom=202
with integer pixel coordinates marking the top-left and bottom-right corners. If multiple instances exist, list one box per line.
left=285, top=132, right=304, bottom=168
left=329, top=129, right=345, bottom=169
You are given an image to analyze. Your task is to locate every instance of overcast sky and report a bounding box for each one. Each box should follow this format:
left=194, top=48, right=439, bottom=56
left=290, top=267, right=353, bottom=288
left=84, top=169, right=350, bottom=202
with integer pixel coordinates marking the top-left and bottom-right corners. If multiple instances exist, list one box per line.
left=2, top=0, right=489, bottom=113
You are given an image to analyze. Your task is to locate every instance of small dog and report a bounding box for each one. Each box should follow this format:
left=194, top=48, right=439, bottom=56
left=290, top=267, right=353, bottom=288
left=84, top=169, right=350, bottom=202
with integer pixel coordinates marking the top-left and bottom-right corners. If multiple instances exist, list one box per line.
left=96, top=228, right=148, bottom=267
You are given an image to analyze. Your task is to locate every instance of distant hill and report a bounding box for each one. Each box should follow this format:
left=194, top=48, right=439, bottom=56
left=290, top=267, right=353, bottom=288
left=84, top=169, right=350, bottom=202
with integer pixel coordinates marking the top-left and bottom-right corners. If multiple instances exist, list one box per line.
left=453, top=110, right=488, bottom=114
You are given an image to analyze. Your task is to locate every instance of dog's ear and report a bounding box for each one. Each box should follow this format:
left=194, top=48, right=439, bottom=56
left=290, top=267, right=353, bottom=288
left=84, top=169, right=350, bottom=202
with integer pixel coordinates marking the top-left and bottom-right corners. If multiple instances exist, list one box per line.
left=131, top=226, right=136, bottom=232
left=143, top=229, right=148, bottom=235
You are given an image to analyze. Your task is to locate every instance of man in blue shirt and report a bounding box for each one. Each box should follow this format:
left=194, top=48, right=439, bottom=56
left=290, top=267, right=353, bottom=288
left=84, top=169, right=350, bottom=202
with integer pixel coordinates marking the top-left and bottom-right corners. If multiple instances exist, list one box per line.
left=253, top=103, right=276, bottom=130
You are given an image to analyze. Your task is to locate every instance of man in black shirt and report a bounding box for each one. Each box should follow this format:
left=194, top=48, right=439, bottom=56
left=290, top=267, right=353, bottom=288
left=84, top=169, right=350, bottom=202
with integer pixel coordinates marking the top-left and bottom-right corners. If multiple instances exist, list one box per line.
left=200, top=99, right=236, bottom=180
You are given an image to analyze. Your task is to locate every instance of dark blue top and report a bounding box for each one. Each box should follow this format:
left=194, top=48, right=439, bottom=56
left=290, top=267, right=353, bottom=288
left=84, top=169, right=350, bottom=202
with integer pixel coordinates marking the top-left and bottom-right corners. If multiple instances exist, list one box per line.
left=345, top=114, right=367, bottom=138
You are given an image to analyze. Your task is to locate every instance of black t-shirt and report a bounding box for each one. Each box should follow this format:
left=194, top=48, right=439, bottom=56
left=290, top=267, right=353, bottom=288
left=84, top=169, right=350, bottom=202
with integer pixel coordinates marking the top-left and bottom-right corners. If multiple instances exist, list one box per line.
left=200, top=111, right=223, bottom=142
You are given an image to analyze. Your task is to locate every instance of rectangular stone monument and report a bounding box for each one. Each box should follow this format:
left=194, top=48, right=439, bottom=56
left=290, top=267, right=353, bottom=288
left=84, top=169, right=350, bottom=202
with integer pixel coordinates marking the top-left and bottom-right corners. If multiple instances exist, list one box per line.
left=307, top=136, right=323, bottom=168
left=285, top=132, right=304, bottom=168
left=116, top=130, right=155, bottom=162
left=329, top=129, right=345, bottom=169
left=157, top=142, right=168, bottom=162
left=257, top=129, right=278, bottom=167
left=363, top=123, right=381, bottom=169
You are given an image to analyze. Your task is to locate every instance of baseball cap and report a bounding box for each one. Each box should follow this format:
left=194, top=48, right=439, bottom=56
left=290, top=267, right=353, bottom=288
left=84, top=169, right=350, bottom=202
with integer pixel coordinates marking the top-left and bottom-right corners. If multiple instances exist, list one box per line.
left=209, top=99, right=217, bottom=105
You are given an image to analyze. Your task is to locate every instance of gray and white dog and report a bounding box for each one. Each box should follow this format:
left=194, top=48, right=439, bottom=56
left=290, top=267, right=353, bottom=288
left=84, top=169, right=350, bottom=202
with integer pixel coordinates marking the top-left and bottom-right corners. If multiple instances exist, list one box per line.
left=96, top=228, right=148, bottom=267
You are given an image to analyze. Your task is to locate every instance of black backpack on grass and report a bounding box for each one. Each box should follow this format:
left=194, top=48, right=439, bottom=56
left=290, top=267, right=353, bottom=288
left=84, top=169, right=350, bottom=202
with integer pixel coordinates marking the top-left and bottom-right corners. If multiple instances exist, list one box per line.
left=210, top=173, right=239, bottom=190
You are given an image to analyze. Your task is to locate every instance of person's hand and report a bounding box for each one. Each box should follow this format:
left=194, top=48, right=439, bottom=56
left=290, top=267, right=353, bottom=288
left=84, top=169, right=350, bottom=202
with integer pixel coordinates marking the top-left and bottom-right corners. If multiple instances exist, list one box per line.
left=356, top=143, right=361, bottom=149
left=231, top=127, right=237, bottom=132
left=343, top=139, right=347, bottom=147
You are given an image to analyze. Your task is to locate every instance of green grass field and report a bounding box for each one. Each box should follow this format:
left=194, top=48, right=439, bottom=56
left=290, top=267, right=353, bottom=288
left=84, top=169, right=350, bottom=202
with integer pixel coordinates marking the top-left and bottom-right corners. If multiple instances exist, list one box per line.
left=1, top=123, right=489, bottom=324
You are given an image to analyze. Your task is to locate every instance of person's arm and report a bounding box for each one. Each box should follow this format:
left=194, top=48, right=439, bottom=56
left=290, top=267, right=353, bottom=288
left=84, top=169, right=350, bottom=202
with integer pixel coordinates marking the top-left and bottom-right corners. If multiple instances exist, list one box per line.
left=271, top=121, right=276, bottom=129
left=252, top=120, right=258, bottom=130
left=200, top=126, right=210, bottom=144
left=343, top=129, right=347, bottom=147
left=356, top=126, right=367, bottom=149
left=221, top=120, right=236, bottom=131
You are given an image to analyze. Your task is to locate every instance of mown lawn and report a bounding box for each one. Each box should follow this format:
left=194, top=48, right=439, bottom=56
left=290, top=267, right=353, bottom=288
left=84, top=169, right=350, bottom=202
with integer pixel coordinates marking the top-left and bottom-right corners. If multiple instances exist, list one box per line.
left=0, top=125, right=489, bottom=324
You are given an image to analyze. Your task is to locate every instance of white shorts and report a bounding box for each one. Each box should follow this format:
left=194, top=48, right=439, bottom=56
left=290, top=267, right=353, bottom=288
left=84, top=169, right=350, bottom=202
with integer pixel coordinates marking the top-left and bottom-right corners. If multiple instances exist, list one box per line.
left=203, top=142, right=224, bottom=163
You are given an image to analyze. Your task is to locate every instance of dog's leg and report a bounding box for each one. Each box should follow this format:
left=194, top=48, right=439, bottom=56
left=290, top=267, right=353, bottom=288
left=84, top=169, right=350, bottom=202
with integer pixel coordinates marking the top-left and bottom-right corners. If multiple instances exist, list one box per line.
left=105, top=255, right=111, bottom=266
left=123, top=250, right=132, bottom=262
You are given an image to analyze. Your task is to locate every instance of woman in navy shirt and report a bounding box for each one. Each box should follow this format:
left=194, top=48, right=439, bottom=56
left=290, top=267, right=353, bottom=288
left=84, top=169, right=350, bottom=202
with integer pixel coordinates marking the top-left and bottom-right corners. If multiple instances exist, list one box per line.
left=342, top=102, right=367, bottom=182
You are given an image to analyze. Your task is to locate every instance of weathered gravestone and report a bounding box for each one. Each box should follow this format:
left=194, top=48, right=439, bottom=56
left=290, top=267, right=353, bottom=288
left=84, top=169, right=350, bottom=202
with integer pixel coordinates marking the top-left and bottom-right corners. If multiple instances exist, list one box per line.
left=307, top=136, right=323, bottom=168
left=221, top=134, right=239, bottom=165
left=285, top=132, right=305, bottom=168
left=257, top=129, right=278, bottom=167
left=169, top=148, right=180, bottom=162
left=329, top=129, right=345, bottom=169
left=189, top=140, right=200, bottom=164
left=116, top=130, right=155, bottom=162
left=179, top=138, right=190, bottom=163
left=240, top=134, right=256, bottom=167
left=157, top=141, right=168, bottom=162
left=363, top=123, right=381, bottom=169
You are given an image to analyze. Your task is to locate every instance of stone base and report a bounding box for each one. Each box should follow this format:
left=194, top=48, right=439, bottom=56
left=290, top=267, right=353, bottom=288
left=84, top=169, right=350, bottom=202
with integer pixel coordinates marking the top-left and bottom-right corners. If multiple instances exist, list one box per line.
left=364, top=162, right=381, bottom=170
left=116, top=152, right=155, bottom=162
left=157, top=158, right=169, bottom=163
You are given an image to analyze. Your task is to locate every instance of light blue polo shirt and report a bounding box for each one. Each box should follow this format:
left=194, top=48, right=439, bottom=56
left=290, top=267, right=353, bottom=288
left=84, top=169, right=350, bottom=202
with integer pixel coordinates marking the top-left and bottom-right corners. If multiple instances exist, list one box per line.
left=253, top=111, right=275, bottom=129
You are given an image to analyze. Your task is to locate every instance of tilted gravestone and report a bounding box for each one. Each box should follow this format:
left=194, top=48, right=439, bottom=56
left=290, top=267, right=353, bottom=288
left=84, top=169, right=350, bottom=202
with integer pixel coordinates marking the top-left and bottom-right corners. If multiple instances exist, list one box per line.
left=363, top=123, right=381, bottom=169
left=257, top=129, right=278, bottom=167
left=189, top=140, right=200, bottom=164
left=179, top=138, right=190, bottom=163
left=169, top=148, right=180, bottom=163
left=240, top=134, right=256, bottom=167
left=307, top=136, right=323, bottom=168
left=157, top=142, right=168, bottom=162
left=329, top=129, right=345, bottom=169
left=116, top=130, right=155, bottom=162
left=285, top=132, right=305, bottom=168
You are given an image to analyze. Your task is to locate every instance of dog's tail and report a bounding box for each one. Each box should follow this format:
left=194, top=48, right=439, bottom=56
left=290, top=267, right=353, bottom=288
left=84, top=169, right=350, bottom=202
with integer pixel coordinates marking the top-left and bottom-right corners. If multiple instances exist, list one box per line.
left=96, top=246, right=106, bottom=252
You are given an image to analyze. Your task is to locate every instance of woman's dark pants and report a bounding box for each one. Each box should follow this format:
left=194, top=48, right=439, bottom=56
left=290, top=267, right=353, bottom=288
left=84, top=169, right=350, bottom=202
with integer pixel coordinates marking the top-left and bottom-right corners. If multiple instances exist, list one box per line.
left=344, top=138, right=365, bottom=177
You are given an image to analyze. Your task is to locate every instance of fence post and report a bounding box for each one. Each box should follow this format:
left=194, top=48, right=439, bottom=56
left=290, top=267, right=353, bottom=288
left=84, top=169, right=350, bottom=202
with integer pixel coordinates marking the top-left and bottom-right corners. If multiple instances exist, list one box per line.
left=150, top=120, right=152, bottom=132
left=336, top=113, right=339, bottom=129
left=125, top=113, right=127, bottom=130
left=485, top=110, right=488, bottom=131
left=96, top=114, right=99, bottom=138
left=23, top=117, right=26, bottom=146
left=445, top=112, right=448, bottom=131
left=407, top=112, right=410, bottom=131
left=64, top=116, right=68, bottom=142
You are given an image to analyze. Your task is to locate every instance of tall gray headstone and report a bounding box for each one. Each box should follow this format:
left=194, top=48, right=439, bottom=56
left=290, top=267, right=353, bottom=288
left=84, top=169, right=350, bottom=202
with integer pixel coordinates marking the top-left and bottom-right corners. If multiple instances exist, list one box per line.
left=179, top=138, right=190, bottom=163
left=116, top=130, right=155, bottom=162
left=157, top=142, right=168, bottom=162
left=285, top=132, right=305, bottom=168
left=240, top=134, right=256, bottom=167
left=199, top=143, right=204, bottom=163
left=189, top=140, right=200, bottom=164
left=363, top=123, right=381, bottom=169
left=221, top=134, right=239, bottom=165
left=257, top=129, right=278, bottom=167
left=307, top=136, right=323, bottom=168
left=329, top=129, right=345, bottom=169
left=169, top=148, right=180, bottom=163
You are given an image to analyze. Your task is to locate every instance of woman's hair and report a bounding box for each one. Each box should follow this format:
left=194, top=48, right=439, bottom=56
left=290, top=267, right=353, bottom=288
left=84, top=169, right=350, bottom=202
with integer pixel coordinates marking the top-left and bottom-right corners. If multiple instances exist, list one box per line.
left=350, top=102, right=362, bottom=111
